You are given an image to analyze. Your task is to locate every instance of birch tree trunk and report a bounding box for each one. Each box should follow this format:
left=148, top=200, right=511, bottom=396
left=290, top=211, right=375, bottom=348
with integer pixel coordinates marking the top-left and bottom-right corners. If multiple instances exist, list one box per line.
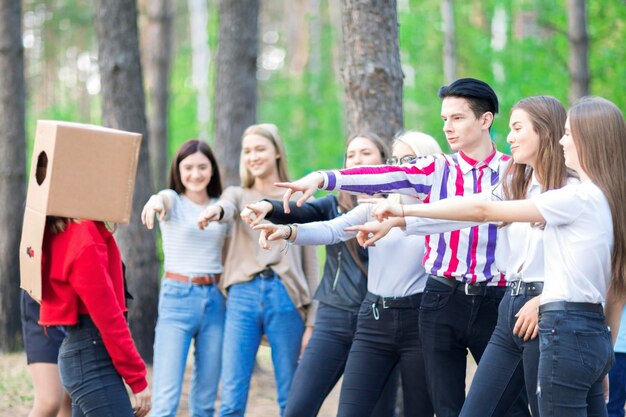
left=143, top=0, right=173, bottom=190
left=188, top=0, right=211, bottom=142
left=567, top=0, right=589, bottom=104
left=441, top=0, right=456, bottom=85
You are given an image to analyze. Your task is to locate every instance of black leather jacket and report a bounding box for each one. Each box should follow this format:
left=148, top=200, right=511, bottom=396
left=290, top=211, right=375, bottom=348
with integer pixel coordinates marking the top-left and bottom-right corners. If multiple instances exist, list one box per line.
left=266, top=196, right=368, bottom=312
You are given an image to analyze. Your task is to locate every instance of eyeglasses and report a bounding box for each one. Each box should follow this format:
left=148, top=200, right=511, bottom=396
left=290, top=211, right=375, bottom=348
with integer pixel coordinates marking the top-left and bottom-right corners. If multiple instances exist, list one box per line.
left=386, top=155, right=415, bottom=165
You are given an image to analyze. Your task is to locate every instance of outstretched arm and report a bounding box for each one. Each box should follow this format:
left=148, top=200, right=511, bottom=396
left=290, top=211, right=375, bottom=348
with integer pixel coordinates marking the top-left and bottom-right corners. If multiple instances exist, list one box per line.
left=141, top=191, right=173, bottom=230
left=276, top=155, right=440, bottom=213
left=362, top=196, right=544, bottom=224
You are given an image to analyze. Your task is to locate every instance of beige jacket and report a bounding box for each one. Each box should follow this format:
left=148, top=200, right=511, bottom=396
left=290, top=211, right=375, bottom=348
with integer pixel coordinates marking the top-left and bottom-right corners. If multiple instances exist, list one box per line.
left=216, top=186, right=319, bottom=326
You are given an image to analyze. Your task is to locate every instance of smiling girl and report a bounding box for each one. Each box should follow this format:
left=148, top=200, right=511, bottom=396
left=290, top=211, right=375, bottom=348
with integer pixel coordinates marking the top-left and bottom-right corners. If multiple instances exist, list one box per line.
left=239, top=132, right=399, bottom=417
left=197, top=124, right=318, bottom=417
left=142, top=140, right=229, bottom=417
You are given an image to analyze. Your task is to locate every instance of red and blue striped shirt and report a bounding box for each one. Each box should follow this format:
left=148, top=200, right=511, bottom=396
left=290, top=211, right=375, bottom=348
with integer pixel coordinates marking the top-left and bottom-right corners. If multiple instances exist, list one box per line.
left=321, top=148, right=511, bottom=285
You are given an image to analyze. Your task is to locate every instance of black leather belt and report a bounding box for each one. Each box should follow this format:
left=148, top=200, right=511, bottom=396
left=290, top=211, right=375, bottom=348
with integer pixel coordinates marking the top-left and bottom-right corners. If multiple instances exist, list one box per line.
left=364, top=291, right=422, bottom=309
left=539, top=301, right=604, bottom=315
left=256, top=268, right=276, bottom=279
left=429, top=275, right=506, bottom=297
left=507, top=280, right=544, bottom=297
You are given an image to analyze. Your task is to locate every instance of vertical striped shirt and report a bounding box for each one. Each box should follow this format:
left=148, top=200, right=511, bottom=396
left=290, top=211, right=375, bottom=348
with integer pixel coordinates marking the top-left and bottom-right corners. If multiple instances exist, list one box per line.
left=321, top=148, right=511, bottom=285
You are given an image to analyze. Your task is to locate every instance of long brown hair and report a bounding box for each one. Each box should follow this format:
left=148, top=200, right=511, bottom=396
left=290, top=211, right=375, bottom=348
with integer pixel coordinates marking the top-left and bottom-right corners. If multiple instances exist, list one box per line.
left=569, top=97, right=626, bottom=297
left=337, top=132, right=389, bottom=275
left=47, top=216, right=75, bottom=234
left=501, top=96, right=568, bottom=202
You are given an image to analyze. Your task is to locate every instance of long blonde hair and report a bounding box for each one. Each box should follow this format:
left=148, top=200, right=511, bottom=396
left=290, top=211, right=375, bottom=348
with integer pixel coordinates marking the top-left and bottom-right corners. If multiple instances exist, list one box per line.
left=569, top=97, right=626, bottom=298
left=239, top=123, right=291, bottom=189
left=388, top=131, right=442, bottom=203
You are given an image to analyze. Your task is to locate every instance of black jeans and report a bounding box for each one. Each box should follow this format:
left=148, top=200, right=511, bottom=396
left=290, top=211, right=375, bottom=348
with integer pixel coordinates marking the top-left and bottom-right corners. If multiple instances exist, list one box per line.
left=419, top=276, right=530, bottom=417
left=284, top=303, right=397, bottom=417
left=460, top=288, right=540, bottom=417
left=338, top=292, right=433, bottom=417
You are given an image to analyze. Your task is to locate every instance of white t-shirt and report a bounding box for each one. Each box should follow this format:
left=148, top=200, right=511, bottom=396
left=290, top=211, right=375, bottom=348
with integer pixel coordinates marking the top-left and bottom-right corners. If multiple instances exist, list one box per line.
left=532, top=180, right=613, bottom=304
left=160, top=189, right=231, bottom=275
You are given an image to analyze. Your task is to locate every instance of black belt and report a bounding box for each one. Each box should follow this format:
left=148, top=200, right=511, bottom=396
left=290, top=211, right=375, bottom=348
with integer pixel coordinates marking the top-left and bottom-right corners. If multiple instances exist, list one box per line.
left=539, top=301, right=604, bottom=315
left=364, top=291, right=422, bottom=309
left=256, top=268, right=276, bottom=279
left=429, top=275, right=506, bottom=297
left=507, top=280, right=544, bottom=297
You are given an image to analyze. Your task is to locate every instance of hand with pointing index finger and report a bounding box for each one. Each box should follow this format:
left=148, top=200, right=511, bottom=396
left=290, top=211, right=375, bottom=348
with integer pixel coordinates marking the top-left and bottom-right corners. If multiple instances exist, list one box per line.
left=275, top=172, right=324, bottom=213
left=240, top=200, right=273, bottom=227
left=358, top=198, right=405, bottom=222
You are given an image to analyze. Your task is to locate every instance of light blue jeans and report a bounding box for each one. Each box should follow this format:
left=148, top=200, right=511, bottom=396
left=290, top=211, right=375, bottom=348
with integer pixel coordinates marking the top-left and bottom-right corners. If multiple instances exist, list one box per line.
left=151, top=278, right=226, bottom=417
left=218, top=274, right=305, bottom=417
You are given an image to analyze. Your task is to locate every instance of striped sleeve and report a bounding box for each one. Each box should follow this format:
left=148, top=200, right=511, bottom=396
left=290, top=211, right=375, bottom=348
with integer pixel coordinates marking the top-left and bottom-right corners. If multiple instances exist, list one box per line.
left=321, top=154, right=442, bottom=200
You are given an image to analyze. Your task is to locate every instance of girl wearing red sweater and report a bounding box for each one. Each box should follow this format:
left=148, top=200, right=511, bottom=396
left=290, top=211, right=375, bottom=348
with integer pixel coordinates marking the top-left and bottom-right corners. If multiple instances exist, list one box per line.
left=39, top=218, right=151, bottom=417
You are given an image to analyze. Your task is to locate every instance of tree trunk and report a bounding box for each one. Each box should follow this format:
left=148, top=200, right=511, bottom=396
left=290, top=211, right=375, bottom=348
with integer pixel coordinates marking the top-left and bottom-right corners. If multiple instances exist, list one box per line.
left=341, top=0, right=403, bottom=144
left=93, top=0, right=159, bottom=363
left=214, top=0, right=259, bottom=187
left=0, top=0, right=26, bottom=352
left=143, top=0, right=174, bottom=190
left=441, top=0, right=456, bottom=85
left=188, top=0, right=211, bottom=142
left=567, top=0, right=589, bottom=104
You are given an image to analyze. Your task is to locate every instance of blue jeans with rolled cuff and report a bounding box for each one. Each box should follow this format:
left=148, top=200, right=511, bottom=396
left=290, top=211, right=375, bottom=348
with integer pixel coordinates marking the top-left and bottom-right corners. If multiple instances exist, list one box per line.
left=58, top=315, right=134, bottom=417
left=537, top=302, right=614, bottom=417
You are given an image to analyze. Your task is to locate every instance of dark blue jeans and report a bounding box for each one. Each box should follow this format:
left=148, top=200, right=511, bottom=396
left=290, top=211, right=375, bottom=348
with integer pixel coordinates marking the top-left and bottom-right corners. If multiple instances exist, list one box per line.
left=537, top=308, right=613, bottom=417
left=608, top=352, right=626, bottom=417
left=460, top=289, right=539, bottom=417
left=284, top=303, right=397, bottom=417
left=419, top=277, right=530, bottom=417
left=337, top=293, right=433, bottom=417
left=58, top=316, right=134, bottom=417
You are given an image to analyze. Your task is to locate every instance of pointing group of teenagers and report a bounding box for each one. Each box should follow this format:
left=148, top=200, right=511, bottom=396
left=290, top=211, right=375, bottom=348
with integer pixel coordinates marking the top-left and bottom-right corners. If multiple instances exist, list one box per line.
left=23, top=76, right=626, bottom=417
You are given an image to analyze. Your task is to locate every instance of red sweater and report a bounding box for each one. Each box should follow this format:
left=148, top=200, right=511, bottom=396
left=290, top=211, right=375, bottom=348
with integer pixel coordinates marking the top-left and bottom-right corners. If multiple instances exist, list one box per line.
left=39, top=220, right=147, bottom=394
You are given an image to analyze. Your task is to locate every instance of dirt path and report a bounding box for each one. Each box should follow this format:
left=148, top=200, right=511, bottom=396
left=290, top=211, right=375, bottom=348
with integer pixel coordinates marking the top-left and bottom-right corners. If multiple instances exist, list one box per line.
left=1, top=347, right=477, bottom=416
left=0, top=347, right=340, bottom=417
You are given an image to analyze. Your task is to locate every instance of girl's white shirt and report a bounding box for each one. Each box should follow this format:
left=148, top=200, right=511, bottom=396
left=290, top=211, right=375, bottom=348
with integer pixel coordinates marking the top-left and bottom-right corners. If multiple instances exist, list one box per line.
left=160, top=189, right=231, bottom=275
left=404, top=174, right=580, bottom=285
left=294, top=196, right=456, bottom=297
left=532, top=180, right=613, bottom=304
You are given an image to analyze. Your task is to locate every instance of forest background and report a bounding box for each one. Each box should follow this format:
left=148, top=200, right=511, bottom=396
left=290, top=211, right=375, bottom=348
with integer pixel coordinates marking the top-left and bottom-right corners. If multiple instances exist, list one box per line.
left=0, top=0, right=625, bottom=360
left=0, top=0, right=625, bottom=414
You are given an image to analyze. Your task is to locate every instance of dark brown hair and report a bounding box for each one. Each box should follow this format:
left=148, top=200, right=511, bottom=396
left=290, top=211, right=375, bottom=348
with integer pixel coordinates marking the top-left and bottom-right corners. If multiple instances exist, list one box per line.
left=168, top=139, right=222, bottom=198
left=338, top=131, right=390, bottom=275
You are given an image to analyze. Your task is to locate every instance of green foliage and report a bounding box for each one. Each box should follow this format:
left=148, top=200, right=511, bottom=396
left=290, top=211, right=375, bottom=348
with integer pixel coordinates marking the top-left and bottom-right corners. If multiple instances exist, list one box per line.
left=22, top=0, right=626, bottom=175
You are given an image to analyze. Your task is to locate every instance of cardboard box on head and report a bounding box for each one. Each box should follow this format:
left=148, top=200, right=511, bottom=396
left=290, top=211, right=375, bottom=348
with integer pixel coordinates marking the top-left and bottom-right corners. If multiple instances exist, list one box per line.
left=20, top=121, right=142, bottom=302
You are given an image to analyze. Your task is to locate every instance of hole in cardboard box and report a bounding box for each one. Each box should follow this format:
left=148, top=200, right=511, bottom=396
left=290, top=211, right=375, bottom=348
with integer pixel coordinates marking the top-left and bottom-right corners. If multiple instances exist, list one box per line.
left=36, top=151, right=48, bottom=185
